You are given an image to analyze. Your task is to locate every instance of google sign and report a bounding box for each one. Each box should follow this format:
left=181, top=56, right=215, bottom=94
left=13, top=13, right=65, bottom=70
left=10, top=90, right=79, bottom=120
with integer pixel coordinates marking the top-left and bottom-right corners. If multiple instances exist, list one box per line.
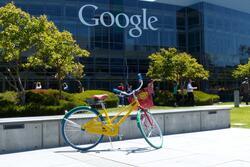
left=78, top=4, right=159, bottom=38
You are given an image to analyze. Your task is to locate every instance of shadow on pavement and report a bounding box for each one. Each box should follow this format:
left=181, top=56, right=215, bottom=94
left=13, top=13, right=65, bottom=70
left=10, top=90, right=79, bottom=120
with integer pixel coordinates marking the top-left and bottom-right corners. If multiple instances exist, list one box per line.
left=54, top=147, right=155, bottom=155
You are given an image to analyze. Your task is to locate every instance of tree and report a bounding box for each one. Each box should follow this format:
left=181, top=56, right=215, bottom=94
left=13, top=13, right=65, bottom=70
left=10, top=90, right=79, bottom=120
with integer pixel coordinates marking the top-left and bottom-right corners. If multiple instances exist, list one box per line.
left=172, top=52, right=209, bottom=84
left=0, top=3, right=89, bottom=102
left=0, top=3, right=42, bottom=103
left=27, top=26, right=89, bottom=97
left=232, top=58, right=250, bottom=79
left=147, top=48, right=176, bottom=81
left=147, top=48, right=209, bottom=89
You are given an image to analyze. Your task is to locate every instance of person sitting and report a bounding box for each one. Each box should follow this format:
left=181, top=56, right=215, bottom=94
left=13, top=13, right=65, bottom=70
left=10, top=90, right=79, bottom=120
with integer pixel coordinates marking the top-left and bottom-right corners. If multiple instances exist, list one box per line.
left=35, top=82, right=42, bottom=89
left=63, top=82, right=69, bottom=91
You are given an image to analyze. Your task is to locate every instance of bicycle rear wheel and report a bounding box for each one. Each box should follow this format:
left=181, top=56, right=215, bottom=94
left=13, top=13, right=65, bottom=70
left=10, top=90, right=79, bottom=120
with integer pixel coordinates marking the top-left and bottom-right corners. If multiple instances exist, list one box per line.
left=137, top=109, right=163, bottom=149
left=61, top=106, right=104, bottom=151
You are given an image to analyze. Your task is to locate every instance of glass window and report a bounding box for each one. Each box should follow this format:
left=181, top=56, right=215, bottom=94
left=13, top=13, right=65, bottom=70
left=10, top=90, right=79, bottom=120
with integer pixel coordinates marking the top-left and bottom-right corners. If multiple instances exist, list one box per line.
left=111, top=58, right=123, bottom=65
left=95, top=80, right=110, bottom=90
left=164, top=16, right=175, bottom=28
left=139, top=65, right=148, bottom=73
left=128, top=65, right=138, bottom=73
left=110, top=43, right=123, bottom=50
left=148, top=31, right=159, bottom=46
left=205, top=15, right=214, bottom=29
left=16, top=4, right=27, bottom=11
left=96, top=58, right=109, bottom=65
left=102, top=42, right=109, bottom=49
left=94, top=42, right=102, bottom=48
left=139, top=59, right=149, bottom=65
left=177, top=15, right=186, bottom=30
left=27, top=4, right=44, bottom=15
left=188, top=9, right=200, bottom=27
left=110, top=66, right=124, bottom=76
left=178, top=33, right=186, bottom=47
left=95, top=65, right=109, bottom=73
left=65, top=6, right=78, bottom=18
left=45, top=5, right=62, bottom=16
left=127, top=59, right=138, bottom=65
left=160, top=31, right=169, bottom=46
left=188, top=31, right=200, bottom=46
left=81, top=57, right=94, bottom=64
left=63, top=23, right=77, bottom=35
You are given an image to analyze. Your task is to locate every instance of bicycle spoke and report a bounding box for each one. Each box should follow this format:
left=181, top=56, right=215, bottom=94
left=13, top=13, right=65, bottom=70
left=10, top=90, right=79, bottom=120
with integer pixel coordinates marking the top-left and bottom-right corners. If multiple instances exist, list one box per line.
left=62, top=107, right=104, bottom=151
left=147, top=130, right=153, bottom=137
left=64, top=118, right=81, bottom=129
left=137, top=110, right=163, bottom=149
left=64, top=129, right=82, bottom=132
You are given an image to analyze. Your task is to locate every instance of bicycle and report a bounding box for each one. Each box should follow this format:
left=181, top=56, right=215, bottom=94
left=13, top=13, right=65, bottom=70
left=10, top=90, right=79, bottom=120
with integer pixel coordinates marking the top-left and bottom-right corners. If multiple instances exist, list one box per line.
left=61, top=74, right=163, bottom=151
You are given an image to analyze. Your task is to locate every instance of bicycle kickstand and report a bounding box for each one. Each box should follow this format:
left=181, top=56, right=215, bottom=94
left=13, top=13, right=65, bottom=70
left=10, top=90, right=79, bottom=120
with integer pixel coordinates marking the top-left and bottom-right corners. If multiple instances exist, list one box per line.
left=108, top=136, right=114, bottom=150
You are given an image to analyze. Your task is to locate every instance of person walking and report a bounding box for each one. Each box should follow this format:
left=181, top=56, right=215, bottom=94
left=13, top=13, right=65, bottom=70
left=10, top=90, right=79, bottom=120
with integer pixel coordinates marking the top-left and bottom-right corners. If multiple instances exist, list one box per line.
left=147, top=80, right=154, bottom=96
left=173, top=81, right=179, bottom=107
left=117, top=83, right=125, bottom=106
left=240, top=77, right=250, bottom=105
left=187, top=79, right=197, bottom=106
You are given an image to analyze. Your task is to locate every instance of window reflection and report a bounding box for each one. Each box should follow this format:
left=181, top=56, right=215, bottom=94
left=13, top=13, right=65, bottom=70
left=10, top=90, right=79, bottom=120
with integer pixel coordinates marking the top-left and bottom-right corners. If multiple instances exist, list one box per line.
left=3, top=0, right=250, bottom=96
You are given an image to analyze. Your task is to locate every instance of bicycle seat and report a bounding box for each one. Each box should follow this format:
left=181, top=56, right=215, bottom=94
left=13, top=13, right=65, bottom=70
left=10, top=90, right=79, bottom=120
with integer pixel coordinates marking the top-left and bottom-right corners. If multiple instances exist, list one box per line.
left=92, top=94, right=108, bottom=100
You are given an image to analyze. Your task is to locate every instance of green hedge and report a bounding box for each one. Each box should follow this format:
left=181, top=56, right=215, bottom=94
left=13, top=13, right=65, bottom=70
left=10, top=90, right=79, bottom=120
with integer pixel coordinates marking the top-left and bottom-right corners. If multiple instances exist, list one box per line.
left=0, top=89, right=118, bottom=118
left=154, top=90, right=175, bottom=106
left=74, top=90, right=119, bottom=108
left=154, top=90, right=219, bottom=106
left=26, top=89, right=85, bottom=106
left=194, top=91, right=219, bottom=105
left=0, top=91, right=19, bottom=106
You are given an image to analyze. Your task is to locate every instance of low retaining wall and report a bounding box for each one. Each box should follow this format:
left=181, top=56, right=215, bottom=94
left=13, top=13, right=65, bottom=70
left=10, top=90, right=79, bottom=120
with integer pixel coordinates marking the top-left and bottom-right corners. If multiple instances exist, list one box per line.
left=0, top=106, right=231, bottom=154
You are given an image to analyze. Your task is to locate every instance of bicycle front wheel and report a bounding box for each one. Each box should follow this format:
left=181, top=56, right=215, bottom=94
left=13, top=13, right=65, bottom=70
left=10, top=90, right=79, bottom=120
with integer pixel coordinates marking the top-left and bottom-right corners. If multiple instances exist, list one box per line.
left=137, top=109, right=163, bottom=149
left=61, top=106, right=104, bottom=151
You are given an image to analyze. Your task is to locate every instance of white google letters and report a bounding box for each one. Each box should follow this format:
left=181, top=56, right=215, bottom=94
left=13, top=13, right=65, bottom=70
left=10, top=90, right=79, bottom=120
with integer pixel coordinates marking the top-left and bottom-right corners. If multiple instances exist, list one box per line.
left=78, top=4, right=158, bottom=38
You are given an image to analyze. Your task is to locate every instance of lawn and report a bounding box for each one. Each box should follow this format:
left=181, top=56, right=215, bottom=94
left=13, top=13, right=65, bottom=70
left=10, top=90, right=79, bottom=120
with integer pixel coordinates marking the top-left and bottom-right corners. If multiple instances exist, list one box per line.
left=230, top=106, right=250, bottom=128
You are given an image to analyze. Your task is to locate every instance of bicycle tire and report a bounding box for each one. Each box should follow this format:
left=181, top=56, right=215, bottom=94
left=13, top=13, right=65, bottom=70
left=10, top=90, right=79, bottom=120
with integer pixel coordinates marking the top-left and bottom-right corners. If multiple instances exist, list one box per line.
left=61, top=106, right=104, bottom=151
left=137, top=109, right=163, bottom=149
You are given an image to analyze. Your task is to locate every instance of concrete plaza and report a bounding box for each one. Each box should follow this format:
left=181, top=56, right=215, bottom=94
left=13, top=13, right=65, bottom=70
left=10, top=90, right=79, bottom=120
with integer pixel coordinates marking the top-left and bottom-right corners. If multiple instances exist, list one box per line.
left=1, top=128, right=250, bottom=167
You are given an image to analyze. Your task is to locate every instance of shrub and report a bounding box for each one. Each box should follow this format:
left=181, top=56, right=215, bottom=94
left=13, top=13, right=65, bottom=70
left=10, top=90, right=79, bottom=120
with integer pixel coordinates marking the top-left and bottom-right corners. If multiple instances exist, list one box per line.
left=26, top=89, right=86, bottom=106
left=0, top=89, right=118, bottom=118
left=153, top=90, right=219, bottom=106
left=75, top=90, right=119, bottom=108
left=22, top=103, right=65, bottom=116
left=26, top=91, right=60, bottom=106
left=154, top=90, right=174, bottom=106
left=194, top=91, right=220, bottom=105
left=0, top=91, right=18, bottom=106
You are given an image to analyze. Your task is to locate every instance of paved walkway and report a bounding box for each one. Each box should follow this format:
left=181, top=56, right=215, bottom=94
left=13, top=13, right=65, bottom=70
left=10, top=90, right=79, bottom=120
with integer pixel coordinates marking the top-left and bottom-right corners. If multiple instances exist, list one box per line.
left=1, top=128, right=250, bottom=167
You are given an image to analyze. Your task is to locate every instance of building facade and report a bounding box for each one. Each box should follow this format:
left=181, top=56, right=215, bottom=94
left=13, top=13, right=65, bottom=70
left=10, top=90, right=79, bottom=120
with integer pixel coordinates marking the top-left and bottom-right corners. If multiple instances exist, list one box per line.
left=1, top=0, right=250, bottom=99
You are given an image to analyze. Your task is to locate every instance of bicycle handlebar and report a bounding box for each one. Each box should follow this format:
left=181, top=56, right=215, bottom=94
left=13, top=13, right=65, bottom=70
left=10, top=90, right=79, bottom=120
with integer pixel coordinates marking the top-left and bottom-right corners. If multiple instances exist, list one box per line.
left=113, top=88, right=122, bottom=94
left=138, top=73, right=142, bottom=81
left=113, top=73, right=143, bottom=96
